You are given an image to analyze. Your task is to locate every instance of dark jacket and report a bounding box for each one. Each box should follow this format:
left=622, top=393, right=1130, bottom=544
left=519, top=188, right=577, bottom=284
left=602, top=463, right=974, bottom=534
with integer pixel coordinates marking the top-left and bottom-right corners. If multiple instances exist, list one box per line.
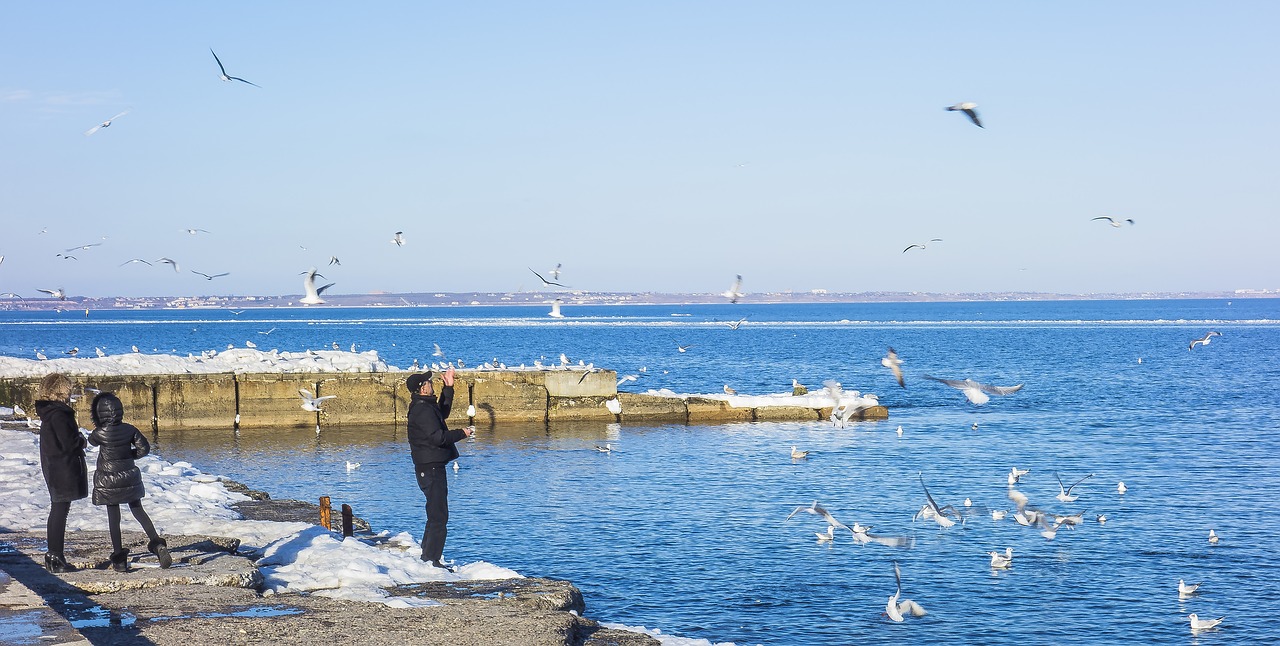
left=87, top=392, right=149, bottom=506
left=35, top=400, right=89, bottom=503
left=407, top=385, right=464, bottom=466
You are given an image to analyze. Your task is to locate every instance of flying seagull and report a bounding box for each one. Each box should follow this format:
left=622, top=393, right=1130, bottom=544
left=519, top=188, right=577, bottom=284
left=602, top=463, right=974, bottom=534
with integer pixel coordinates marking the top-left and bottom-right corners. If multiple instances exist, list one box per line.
left=881, top=348, right=905, bottom=388
left=157, top=257, right=181, bottom=272
left=328, top=256, right=340, bottom=266
left=1189, top=331, right=1221, bottom=350
left=1054, top=472, right=1094, bottom=503
left=301, top=267, right=334, bottom=305
left=37, top=288, right=67, bottom=301
left=529, top=267, right=566, bottom=288
left=548, top=263, right=562, bottom=280
left=119, top=258, right=152, bottom=267
left=1092, top=216, right=1135, bottom=227
left=722, top=275, right=744, bottom=303
left=785, top=501, right=852, bottom=537
left=946, top=102, right=982, bottom=128
left=84, top=110, right=129, bottom=136
left=298, top=389, right=336, bottom=412
left=902, top=239, right=942, bottom=253
left=886, top=562, right=928, bottom=622
left=192, top=270, right=229, bottom=280
left=185, top=228, right=211, bottom=235
left=923, top=375, right=1023, bottom=406
left=210, top=48, right=260, bottom=87
left=917, top=473, right=959, bottom=528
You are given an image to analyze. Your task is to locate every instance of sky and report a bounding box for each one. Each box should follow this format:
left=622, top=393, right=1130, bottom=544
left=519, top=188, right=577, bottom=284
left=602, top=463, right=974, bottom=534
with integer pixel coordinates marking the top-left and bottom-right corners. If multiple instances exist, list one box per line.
left=2, top=2, right=1277, bottom=299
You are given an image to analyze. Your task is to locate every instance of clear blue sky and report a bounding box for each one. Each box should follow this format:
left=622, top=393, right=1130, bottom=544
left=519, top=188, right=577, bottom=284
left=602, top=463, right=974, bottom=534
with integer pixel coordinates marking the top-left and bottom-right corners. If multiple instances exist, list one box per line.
left=2, top=2, right=1276, bottom=299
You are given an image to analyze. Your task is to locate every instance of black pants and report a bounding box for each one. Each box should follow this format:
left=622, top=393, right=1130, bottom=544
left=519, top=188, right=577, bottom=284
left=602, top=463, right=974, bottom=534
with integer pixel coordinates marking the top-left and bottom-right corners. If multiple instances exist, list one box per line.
left=415, top=465, right=449, bottom=564
left=106, top=501, right=160, bottom=551
left=47, top=501, right=72, bottom=555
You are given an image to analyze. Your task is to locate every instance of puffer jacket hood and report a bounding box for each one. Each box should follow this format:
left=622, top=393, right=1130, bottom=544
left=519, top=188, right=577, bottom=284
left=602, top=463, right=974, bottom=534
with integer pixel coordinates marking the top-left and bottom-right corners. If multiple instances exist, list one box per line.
left=91, top=392, right=123, bottom=428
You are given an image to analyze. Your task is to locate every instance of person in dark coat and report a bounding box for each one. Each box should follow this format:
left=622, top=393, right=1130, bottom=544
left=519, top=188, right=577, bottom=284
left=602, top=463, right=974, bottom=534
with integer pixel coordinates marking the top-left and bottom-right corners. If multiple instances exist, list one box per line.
left=406, top=366, right=472, bottom=569
left=88, top=391, right=171, bottom=572
left=35, top=373, right=88, bottom=573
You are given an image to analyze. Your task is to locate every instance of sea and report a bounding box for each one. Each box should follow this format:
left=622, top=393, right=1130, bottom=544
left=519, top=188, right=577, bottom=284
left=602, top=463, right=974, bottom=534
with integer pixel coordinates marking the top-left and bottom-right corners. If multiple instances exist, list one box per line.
left=3, top=298, right=1279, bottom=644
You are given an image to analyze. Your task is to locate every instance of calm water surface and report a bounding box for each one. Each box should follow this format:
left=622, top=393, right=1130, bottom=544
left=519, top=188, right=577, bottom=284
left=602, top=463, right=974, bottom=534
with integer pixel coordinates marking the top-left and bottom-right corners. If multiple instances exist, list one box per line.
left=5, top=300, right=1279, bottom=644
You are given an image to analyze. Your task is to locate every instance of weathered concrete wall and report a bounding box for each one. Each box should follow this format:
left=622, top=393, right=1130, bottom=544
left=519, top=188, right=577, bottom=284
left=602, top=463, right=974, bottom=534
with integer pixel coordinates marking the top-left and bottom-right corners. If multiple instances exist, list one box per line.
left=0, top=371, right=889, bottom=431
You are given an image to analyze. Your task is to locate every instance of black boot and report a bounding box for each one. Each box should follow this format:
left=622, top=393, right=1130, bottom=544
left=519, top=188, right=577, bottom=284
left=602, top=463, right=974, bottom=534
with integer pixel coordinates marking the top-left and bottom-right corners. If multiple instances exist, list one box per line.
left=109, top=548, right=130, bottom=573
left=148, top=538, right=172, bottom=569
left=44, top=553, right=73, bottom=573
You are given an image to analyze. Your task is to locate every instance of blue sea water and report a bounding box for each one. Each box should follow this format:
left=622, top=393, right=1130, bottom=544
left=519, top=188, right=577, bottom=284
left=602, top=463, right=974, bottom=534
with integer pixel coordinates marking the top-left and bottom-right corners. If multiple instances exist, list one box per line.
left=3, top=299, right=1279, bottom=644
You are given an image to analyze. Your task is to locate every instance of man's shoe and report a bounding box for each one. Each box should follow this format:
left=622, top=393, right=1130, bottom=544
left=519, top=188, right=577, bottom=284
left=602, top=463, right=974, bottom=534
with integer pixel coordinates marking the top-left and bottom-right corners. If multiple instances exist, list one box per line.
left=44, top=553, right=72, bottom=573
left=148, top=538, right=172, bottom=569
left=109, top=548, right=130, bottom=573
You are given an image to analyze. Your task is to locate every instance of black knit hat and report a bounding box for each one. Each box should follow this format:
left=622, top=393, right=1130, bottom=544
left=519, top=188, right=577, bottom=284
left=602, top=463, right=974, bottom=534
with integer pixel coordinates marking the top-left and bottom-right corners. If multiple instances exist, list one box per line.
left=405, top=372, right=433, bottom=392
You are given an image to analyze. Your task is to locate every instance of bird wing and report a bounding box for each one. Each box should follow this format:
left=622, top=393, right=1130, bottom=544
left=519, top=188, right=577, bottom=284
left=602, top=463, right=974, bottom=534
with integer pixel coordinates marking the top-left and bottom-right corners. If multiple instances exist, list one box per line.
left=979, top=383, right=1023, bottom=396
left=316, top=282, right=335, bottom=296
left=299, top=389, right=314, bottom=400
left=1066, top=473, right=1094, bottom=494
left=963, top=108, right=982, bottom=127
left=785, top=504, right=814, bottom=522
left=918, top=473, right=943, bottom=514
left=902, top=244, right=922, bottom=253
left=229, top=75, right=261, bottom=88
left=922, top=375, right=967, bottom=389
left=210, top=48, right=228, bottom=75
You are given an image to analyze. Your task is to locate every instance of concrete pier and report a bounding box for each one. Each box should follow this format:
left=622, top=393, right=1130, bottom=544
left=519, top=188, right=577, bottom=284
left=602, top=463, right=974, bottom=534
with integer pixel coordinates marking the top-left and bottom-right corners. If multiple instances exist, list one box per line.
left=0, top=370, right=888, bottom=431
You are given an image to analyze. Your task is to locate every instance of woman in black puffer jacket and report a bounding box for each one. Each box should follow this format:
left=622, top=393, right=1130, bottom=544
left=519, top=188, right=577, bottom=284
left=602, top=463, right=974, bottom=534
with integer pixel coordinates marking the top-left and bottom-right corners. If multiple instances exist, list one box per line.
left=88, top=391, right=171, bottom=572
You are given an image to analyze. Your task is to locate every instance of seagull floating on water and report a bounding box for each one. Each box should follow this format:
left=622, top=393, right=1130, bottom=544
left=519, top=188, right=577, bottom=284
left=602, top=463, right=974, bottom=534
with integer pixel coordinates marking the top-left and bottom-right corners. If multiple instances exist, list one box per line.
left=815, top=525, right=835, bottom=543
left=1189, top=331, right=1221, bottom=350
left=988, top=547, right=1013, bottom=569
left=885, top=562, right=928, bottom=622
left=946, top=102, right=982, bottom=128
left=924, top=375, right=1023, bottom=406
left=1178, top=579, right=1202, bottom=599
left=1208, top=529, right=1219, bottom=545
left=1188, top=614, right=1224, bottom=632
left=345, top=461, right=361, bottom=471
left=210, top=48, right=260, bottom=87
left=790, top=445, right=809, bottom=459
left=1117, top=481, right=1127, bottom=494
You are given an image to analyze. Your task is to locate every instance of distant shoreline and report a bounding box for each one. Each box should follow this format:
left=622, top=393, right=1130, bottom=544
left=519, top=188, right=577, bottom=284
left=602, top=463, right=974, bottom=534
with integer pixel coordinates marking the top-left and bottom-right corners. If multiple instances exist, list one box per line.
left=0, top=290, right=1275, bottom=311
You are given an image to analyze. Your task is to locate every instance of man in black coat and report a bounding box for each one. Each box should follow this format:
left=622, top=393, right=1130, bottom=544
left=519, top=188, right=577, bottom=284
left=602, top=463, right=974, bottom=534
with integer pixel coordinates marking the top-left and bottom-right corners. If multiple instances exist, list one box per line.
left=406, top=366, right=472, bottom=569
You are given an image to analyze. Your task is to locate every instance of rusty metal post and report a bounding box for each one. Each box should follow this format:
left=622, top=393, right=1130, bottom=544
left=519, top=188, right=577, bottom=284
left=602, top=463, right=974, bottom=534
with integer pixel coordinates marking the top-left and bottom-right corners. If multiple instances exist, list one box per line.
left=319, top=496, right=331, bottom=530
left=341, top=504, right=353, bottom=537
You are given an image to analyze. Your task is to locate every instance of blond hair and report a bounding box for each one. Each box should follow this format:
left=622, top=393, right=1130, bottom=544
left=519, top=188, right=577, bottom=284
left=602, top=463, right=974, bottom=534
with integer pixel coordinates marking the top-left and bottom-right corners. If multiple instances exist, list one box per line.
left=37, top=373, right=73, bottom=402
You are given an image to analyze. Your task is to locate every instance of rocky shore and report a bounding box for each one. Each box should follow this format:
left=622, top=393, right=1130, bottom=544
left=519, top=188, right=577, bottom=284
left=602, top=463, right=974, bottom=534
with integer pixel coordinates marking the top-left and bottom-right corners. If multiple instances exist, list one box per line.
left=0, top=484, right=657, bottom=646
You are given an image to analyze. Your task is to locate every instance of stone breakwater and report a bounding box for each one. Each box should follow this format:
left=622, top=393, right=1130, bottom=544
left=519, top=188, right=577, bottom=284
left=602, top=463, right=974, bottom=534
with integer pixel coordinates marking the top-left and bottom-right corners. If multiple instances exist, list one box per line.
left=0, top=369, right=888, bottom=431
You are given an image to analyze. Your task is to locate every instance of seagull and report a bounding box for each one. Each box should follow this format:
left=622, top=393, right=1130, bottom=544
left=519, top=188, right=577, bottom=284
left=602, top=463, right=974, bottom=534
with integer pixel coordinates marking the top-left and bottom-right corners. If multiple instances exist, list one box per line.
left=723, top=385, right=737, bottom=395
left=885, top=562, right=928, bottom=622
left=210, top=48, right=260, bottom=87
left=95, top=347, right=106, bottom=357
left=676, top=343, right=693, bottom=353
left=1097, top=514, right=1107, bottom=525
left=881, top=348, right=905, bottom=387
left=37, top=288, right=67, bottom=300
left=1055, top=472, right=1094, bottom=503
left=595, top=443, right=616, bottom=454
left=726, top=317, right=748, bottom=330
left=902, top=239, right=942, bottom=253
left=301, top=267, right=334, bottom=305
left=529, top=267, right=566, bottom=288
left=452, top=461, right=459, bottom=473
left=924, top=375, right=1023, bottom=406
left=1008, top=467, right=1030, bottom=485
left=298, top=389, right=336, bottom=412
left=991, top=509, right=1008, bottom=521
left=345, top=461, right=361, bottom=471
left=722, top=275, right=744, bottom=303
left=548, top=263, right=562, bottom=281
left=84, top=110, right=129, bottom=136
left=1039, top=517, right=1066, bottom=540
left=119, top=258, right=153, bottom=267
left=65, top=347, right=79, bottom=357
left=55, top=254, right=78, bottom=261
left=1208, top=529, right=1219, bottom=545
left=988, top=547, right=1013, bottom=569
left=328, top=256, right=340, bottom=266
left=790, top=445, right=809, bottom=459
left=1178, top=579, right=1202, bottom=598
left=1189, top=331, right=1222, bottom=350
left=792, top=379, right=808, bottom=395
left=785, top=501, right=852, bottom=537
left=259, top=327, right=276, bottom=335
left=192, top=270, right=229, bottom=280
left=946, top=102, right=982, bottom=128
left=185, top=228, right=211, bottom=235
left=1092, top=215, right=1135, bottom=227
left=1188, top=614, right=1224, bottom=632
left=391, top=231, right=405, bottom=247
left=1117, top=481, right=1127, bottom=494
left=245, top=340, right=257, bottom=348
left=548, top=298, right=564, bottom=318
left=896, top=425, right=904, bottom=437
left=852, top=524, right=913, bottom=548
left=35, top=350, right=48, bottom=361
left=815, top=525, right=835, bottom=543
left=466, top=404, right=476, bottom=418
left=604, top=398, right=622, bottom=415
left=617, top=374, right=638, bottom=387
left=157, top=257, right=181, bottom=272
left=918, top=473, right=959, bottom=528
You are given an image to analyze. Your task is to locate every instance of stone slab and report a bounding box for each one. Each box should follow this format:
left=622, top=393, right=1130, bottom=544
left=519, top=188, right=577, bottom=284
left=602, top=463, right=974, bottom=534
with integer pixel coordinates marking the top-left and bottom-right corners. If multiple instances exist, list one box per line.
left=235, top=374, right=320, bottom=429
left=547, top=396, right=618, bottom=422
left=685, top=397, right=753, bottom=422
left=154, top=374, right=239, bottom=431
left=753, top=406, right=821, bottom=422
left=543, top=370, right=618, bottom=398
left=471, top=376, right=547, bottom=423
left=615, top=393, right=687, bottom=422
